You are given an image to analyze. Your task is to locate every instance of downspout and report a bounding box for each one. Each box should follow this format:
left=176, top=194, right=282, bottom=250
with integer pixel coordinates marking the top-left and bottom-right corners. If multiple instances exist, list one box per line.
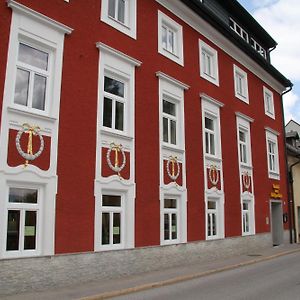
left=281, top=85, right=293, bottom=243
left=289, top=158, right=300, bottom=243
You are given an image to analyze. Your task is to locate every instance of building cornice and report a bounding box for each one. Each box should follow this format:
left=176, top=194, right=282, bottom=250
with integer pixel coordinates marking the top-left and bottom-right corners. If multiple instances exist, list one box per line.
left=156, top=71, right=190, bottom=90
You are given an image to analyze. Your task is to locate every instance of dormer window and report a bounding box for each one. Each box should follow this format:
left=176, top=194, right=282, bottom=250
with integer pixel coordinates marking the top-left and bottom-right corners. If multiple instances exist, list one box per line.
left=229, top=18, right=248, bottom=42
left=250, top=38, right=266, bottom=58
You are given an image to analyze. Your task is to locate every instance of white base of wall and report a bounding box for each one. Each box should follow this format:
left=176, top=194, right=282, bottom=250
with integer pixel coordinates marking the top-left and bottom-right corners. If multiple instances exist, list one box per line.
left=0, top=233, right=279, bottom=296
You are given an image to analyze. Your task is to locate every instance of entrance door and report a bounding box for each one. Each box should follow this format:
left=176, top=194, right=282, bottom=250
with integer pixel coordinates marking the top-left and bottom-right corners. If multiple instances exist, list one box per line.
left=271, top=201, right=283, bottom=246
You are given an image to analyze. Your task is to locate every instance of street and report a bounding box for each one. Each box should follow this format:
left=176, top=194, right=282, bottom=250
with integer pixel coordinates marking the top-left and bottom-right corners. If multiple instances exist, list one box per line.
left=113, top=251, right=300, bottom=300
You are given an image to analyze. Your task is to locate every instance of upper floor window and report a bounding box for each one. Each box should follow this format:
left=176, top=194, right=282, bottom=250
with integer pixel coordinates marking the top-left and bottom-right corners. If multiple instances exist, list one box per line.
left=199, top=40, right=219, bottom=86
left=101, top=0, right=137, bottom=39
left=204, top=115, right=216, bottom=156
left=265, top=130, right=280, bottom=179
left=163, top=99, right=177, bottom=145
left=263, top=86, right=275, bottom=119
left=158, top=11, right=184, bottom=66
left=250, top=38, right=266, bottom=58
left=234, top=65, right=249, bottom=103
left=103, top=75, right=126, bottom=132
left=229, top=18, right=248, bottom=42
left=14, top=43, right=50, bottom=112
left=238, top=129, right=249, bottom=164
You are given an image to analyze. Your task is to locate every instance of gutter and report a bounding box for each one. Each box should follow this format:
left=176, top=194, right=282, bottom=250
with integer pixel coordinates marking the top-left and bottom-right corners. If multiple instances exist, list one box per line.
left=281, top=85, right=294, bottom=243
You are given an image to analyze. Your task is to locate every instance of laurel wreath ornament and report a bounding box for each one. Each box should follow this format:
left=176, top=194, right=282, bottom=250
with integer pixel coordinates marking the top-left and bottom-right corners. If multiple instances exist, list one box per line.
left=106, top=143, right=126, bottom=174
left=209, top=165, right=219, bottom=186
left=166, top=156, right=180, bottom=181
left=243, top=171, right=251, bottom=190
left=15, top=123, right=44, bottom=166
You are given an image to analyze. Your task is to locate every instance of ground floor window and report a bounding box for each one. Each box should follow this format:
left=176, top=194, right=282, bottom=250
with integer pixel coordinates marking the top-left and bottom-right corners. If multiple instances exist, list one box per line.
left=163, top=198, right=178, bottom=242
left=207, top=199, right=218, bottom=238
left=242, top=201, right=250, bottom=234
left=6, top=187, right=39, bottom=253
left=101, top=194, right=123, bottom=247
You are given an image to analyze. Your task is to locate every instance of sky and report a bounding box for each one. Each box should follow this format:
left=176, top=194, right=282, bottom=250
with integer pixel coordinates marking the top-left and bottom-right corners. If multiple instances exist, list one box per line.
left=238, top=0, right=300, bottom=124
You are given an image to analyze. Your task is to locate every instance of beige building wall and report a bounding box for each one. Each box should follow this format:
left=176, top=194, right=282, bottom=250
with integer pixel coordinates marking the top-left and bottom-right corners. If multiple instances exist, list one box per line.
left=288, top=156, right=300, bottom=243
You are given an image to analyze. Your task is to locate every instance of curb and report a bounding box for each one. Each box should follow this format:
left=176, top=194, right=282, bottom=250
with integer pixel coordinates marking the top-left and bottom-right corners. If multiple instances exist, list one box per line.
left=80, top=248, right=300, bottom=300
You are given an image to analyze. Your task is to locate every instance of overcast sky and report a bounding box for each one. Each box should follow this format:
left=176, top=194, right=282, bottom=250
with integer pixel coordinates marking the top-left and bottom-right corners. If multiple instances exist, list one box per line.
left=238, top=0, right=300, bottom=124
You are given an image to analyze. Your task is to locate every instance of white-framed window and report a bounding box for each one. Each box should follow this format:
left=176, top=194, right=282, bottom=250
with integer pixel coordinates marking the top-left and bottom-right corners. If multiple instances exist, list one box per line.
left=102, top=74, right=127, bottom=132
left=207, top=199, right=218, bottom=238
left=263, top=86, right=275, bottom=119
left=234, top=65, right=249, bottom=103
left=100, top=194, right=124, bottom=248
left=238, top=129, right=248, bottom=164
left=204, top=114, right=216, bottom=156
left=5, top=186, right=41, bottom=257
left=158, top=11, right=184, bottom=66
left=250, top=38, right=266, bottom=59
left=199, top=40, right=219, bottom=86
left=265, top=130, right=280, bottom=179
left=229, top=18, right=248, bottom=42
left=100, top=0, right=137, bottom=39
left=242, top=200, right=250, bottom=234
left=162, top=98, right=177, bottom=145
left=14, top=42, right=51, bottom=113
left=163, top=198, right=179, bottom=242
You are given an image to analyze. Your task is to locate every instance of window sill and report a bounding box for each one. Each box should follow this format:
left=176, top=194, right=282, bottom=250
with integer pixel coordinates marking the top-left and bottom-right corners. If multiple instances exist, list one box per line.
left=7, top=106, right=57, bottom=122
left=265, top=112, right=275, bottom=120
left=100, top=128, right=134, bottom=141
left=204, top=154, right=222, bottom=162
left=200, top=73, right=219, bottom=87
left=235, top=93, right=249, bottom=104
left=268, top=171, right=280, bottom=180
left=162, top=143, right=184, bottom=153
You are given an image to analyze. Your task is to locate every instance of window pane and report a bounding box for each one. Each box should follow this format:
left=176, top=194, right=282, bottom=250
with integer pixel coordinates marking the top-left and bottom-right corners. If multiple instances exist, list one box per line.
left=239, top=131, right=246, bottom=142
left=103, top=97, right=112, bottom=128
left=242, top=144, right=247, bottom=163
left=6, top=210, right=20, bottom=251
left=14, top=68, right=29, bottom=107
left=9, top=188, right=38, bottom=204
left=209, top=133, right=215, bottom=155
left=32, top=74, right=46, bottom=110
left=102, top=213, right=110, bottom=245
left=170, top=120, right=176, bottom=145
left=205, top=132, right=209, bottom=154
left=164, top=198, right=177, bottom=209
left=24, top=211, right=37, bottom=250
left=113, top=213, right=121, bottom=244
left=18, top=43, right=48, bottom=71
left=212, top=213, right=217, bottom=235
left=168, top=30, right=174, bottom=53
left=208, top=201, right=216, bottom=209
left=117, top=0, right=125, bottom=24
left=104, top=77, right=124, bottom=97
left=163, top=100, right=175, bottom=116
left=115, top=101, right=124, bottom=131
left=108, top=0, right=115, bottom=18
left=171, top=213, right=177, bottom=240
left=163, top=117, right=168, bottom=143
left=205, top=117, right=214, bottom=130
left=164, top=214, right=170, bottom=240
left=162, top=26, right=167, bottom=50
left=102, top=195, right=121, bottom=207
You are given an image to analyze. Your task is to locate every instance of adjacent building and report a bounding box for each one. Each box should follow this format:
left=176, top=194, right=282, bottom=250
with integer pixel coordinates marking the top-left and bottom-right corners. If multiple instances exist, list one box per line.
left=0, top=0, right=292, bottom=266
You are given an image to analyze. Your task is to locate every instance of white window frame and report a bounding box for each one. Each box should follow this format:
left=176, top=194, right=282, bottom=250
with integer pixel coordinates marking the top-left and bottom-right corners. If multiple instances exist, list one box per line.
left=229, top=18, right=249, bottom=42
left=99, top=193, right=125, bottom=250
left=263, top=86, right=275, bottom=119
left=162, top=97, right=178, bottom=146
left=265, top=129, right=280, bottom=180
left=100, top=0, right=137, bottom=39
left=162, top=197, right=179, bottom=244
left=199, top=40, right=219, bottom=86
left=205, top=197, right=224, bottom=240
left=242, top=200, right=250, bottom=235
left=158, top=11, right=184, bottom=66
left=234, top=65, right=249, bottom=103
left=250, top=38, right=266, bottom=59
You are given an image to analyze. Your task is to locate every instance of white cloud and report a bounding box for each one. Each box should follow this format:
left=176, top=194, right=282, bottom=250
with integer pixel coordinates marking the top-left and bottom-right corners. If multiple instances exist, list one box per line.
left=251, top=0, right=278, bottom=9
left=283, top=91, right=300, bottom=123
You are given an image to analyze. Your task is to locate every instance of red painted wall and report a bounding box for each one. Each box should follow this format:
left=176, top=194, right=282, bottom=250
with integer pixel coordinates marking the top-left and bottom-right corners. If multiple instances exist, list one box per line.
left=0, top=0, right=289, bottom=254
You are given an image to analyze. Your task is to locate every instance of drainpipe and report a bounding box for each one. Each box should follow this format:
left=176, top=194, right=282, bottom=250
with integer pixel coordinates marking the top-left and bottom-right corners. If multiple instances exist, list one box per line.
left=267, top=45, right=276, bottom=63
left=281, top=85, right=293, bottom=243
left=289, top=158, right=300, bottom=243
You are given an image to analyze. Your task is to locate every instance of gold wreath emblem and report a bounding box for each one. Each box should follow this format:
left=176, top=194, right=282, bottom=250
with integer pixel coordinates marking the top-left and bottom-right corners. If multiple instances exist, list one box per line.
left=209, top=165, right=219, bottom=186
left=243, top=171, right=251, bottom=190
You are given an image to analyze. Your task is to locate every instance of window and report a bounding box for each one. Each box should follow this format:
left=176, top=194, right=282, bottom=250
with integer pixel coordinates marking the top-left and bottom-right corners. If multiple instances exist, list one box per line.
left=234, top=65, right=249, bottom=103
left=266, top=130, right=280, bottom=179
left=250, top=38, right=266, bottom=59
left=199, top=40, right=219, bottom=86
left=204, top=115, right=216, bottom=156
left=158, top=11, right=184, bottom=66
left=100, top=195, right=123, bottom=247
left=238, top=129, right=249, bottom=165
left=5, top=187, right=39, bottom=254
left=14, top=43, right=50, bottom=112
left=207, top=199, right=218, bottom=238
left=162, top=99, right=177, bottom=145
left=263, top=87, right=275, bottom=119
left=163, top=198, right=178, bottom=242
left=242, top=201, right=250, bottom=234
left=101, top=0, right=137, bottom=39
left=229, top=18, right=248, bottom=42
left=103, top=75, right=126, bottom=131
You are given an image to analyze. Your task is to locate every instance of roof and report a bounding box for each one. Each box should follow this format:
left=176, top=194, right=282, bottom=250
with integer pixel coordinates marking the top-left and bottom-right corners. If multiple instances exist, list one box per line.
left=180, top=0, right=292, bottom=88
left=286, top=131, right=299, bottom=139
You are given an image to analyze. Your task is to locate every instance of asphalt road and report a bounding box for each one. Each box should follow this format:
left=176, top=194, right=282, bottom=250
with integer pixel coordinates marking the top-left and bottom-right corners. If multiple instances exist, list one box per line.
left=113, top=251, right=300, bottom=300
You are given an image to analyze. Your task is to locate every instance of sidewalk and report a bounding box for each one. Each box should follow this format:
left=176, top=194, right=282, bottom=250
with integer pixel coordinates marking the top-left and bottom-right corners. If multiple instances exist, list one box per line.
left=2, top=243, right=300, bottom=300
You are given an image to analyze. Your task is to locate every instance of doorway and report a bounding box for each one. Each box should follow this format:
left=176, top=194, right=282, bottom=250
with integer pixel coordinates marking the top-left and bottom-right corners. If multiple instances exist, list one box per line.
left=271, top=201, right=283, bottom=246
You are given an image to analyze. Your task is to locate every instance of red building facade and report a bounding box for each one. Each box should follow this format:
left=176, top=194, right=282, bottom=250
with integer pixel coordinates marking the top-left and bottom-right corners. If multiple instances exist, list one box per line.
left=0, top=0, right=292, bottom=259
